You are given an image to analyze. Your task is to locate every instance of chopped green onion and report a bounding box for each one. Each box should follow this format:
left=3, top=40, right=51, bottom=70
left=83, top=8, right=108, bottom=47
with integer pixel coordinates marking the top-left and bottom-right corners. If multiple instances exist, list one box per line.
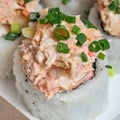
left=76, top=33, right=87, bottom=46
left=11, top=23, right=21, bottom=34
left=46, top=7, right=62, bottom=25
left=72, top=25, right=80, bottom=35
left=5, top=32, right=19, bottom=41
left=30, top=12, right=40, bottom=22
left=116, top=7, right=120, bottom=14
left=98, top=52, right=106, bottom=60
left=108, top=68, right=115, bottom=77
left=108, top=0, right=119, bottom=11
left=99, top=39, right=110, bottom=51
left=22, top=27, right=36, bottom=39
left=62, top=0, right=71, bottom=4
left=65, top=15, right=76, bottom=23
left=105, top=65, right=112, bottom=69
left=25, top=0, right=32, bottom=3
left=55, top=25, right=70, bottom=40
left=57, top=42, right=69, bottom=53
left=89, top=41, right=101, bottom=52
left=39, top=18, right=48, bottom=24
left=82, top=20, right=97, bottom=29
left=80, top=52, right=88, bottom=62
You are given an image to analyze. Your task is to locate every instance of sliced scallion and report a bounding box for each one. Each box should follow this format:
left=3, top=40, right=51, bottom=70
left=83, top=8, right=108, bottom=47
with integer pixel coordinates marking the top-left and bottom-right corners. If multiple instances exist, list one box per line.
left=108, top=0, right=119, bottom=11
left=39, top=18, right=48, bottom=24
left=25, top=0, right=32, bottom=3
left=65, top=15, right=76, bottom=23
left=89, top=41, right=101, bottom=52
left=99, top=39, right=110, bottom=51
left=62, top=0, right=71, bottom=4
left=57, top=42, right=69, bottom=53
left=76, top=33, right=87, bottom=46
left=5, top=32, right=19, bottom=41
left=11, top=23, right=21, bottom=34
left=55, top=25, right=70, bottom=40
left=82, top=20, right=97, bottom=29
left=105, top=65, right=112, bottom=69
left=30, top=12, right=40, bottom=22
left=98, top=52, right=106, bottom=60
left=80, top=52, right=88, bottom=62
left=72, top=25, right=80, bottom=35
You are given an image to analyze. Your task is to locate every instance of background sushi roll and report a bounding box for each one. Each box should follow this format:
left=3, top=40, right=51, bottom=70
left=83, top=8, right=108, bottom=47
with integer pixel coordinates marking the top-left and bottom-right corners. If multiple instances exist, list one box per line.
left=88, top=3, right=120, bottom=73
left=97, top=0, right=120, bottom=37
left=40, top=0, right=96, bottom=19
left=13, top=48, right=109, bottom=120
left=0, top=0, right=42, bottom=79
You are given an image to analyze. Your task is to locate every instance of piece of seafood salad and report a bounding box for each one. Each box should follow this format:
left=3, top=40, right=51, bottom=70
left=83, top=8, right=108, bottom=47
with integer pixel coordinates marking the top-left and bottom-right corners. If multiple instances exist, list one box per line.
left=19, top=8, right=110, bottom=99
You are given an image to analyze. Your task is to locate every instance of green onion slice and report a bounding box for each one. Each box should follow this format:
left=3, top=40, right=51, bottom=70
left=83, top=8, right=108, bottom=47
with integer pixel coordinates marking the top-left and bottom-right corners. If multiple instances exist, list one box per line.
left=30, top=12, right=40, bottom=22
left=55, top=25, right=70, bottom=40
left=89, top=41, right=101, bottom=52
left=82, top=20, right=97, bottom=29
left=105, top=65, right=112, bottom=69
left=25, top=0, right=32, bottom=3
left=98, top=52, right=106, bottom=60
left=11, top=23, right=21, bottom=34
left=116, top=7, right=120, bottom=14
left=5, top=32, right=19, bottom=41
left=39, top=18, right=48, bottom=24
left=76, top=33, right=87, bottom=46
left=57, top=42, right=70, bottom=53
left=65, top=15, right=76, bottom=23
left=98, top=39, right=110, bottom=51
left=72, top=25, right=80, bottom=35
left=62, top=0, right=71, bottom=4
left=108, top=0, right=119, bottom=11
left=80, top=52, right=88, bottom=62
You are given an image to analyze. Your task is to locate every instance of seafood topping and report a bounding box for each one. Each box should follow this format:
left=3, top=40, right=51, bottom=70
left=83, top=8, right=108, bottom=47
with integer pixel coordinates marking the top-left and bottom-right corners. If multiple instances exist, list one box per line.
left=20, top=8, right=110, bottom=98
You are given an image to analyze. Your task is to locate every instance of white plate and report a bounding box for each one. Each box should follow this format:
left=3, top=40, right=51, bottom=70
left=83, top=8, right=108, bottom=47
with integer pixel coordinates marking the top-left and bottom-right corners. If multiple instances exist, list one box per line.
left=0, top=74, right=120, bottom=120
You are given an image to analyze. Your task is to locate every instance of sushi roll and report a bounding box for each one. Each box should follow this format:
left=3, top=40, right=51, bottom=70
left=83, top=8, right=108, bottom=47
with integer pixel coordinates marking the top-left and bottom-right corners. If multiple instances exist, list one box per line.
left=89, top=3, right=120, bottom=73
left=0, top=0, right=41, bottom=79
left=97, top=0, right=120, bottom=37
left=13, top=8, right=110, bottom=120
left=41, top=0, right=96, bottom=19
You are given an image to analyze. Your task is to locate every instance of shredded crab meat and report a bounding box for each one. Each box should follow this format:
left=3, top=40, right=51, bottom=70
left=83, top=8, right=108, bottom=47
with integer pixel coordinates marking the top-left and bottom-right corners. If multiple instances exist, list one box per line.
left=98, top=0, right=120, bottom=36
left=0, top=0, right=39, bottom=26
left=20, top=9, right=102, bottom=99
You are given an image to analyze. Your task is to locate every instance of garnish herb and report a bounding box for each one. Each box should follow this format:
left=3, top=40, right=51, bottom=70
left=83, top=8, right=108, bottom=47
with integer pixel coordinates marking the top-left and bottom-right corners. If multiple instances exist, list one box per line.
left=64, top=15, right=76, bottom=23
left=39, top=7, right=76, bottom=25
left=98, top=52, right=106, bottom=60
left=11, top=23, right=21, bottom=34
left=89, top=41, right=101, bottom=52
left=108, top=0, right=119, bottom=11
left=62, top=0, right=71, bottom=4
left=55, top=25, right=70, bottom=40
left=99, top=39, right=110, bottom=51
left=30, top=12, right=40, bottom=22
left=5, top=32, right=19, bottom=41
left=76, top=33, right=87, bottom=46
left=105, top=65, right=112, bottom=69
left=57, top=42, right=70, bottom=53
left=80, top=52, right=88, bottom=62
left=72, top=25, right=80, bottom=35
left=25, top=0, right=32, bottom=3
left=82, top=20, right=97, bottom=29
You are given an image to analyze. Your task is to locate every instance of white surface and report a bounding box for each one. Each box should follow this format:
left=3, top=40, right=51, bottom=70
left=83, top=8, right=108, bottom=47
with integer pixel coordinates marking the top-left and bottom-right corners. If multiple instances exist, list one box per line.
left=0, top=74, right=120, bottom=120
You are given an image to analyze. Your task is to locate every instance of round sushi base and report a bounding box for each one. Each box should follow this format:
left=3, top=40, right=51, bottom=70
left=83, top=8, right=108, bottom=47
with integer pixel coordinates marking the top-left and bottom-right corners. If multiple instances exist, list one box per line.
left=88, top=3, right=120, bottom=73
left=40, top=0, right=95, bottom=19
left=13, top=48, right=109, bottom=120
